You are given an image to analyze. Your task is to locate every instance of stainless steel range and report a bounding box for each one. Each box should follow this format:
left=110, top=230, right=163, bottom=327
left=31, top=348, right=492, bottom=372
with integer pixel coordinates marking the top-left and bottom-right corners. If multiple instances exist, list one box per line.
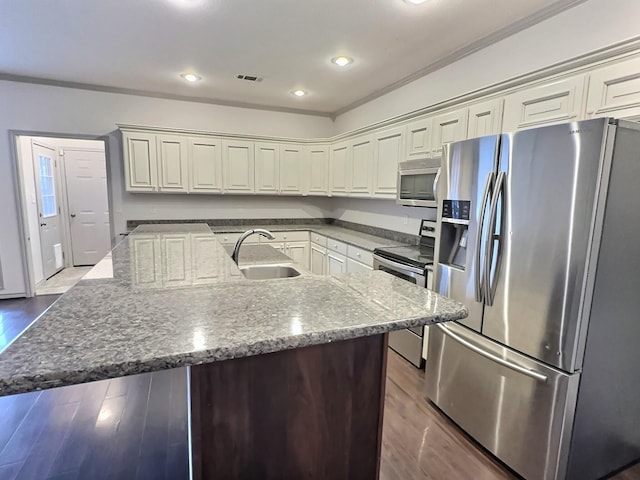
left=373, top=220, right=436, bottom=368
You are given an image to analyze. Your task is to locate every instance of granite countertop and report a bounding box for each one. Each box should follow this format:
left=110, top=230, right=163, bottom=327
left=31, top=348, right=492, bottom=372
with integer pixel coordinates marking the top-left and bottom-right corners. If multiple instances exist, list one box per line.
left=0, top=224, right=467, bottom=396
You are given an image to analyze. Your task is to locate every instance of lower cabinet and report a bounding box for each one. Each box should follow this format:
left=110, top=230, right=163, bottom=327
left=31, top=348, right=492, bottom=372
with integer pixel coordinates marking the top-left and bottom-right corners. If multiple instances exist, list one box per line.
left=346, top=258, right=372, bottom=273
left=310, top=243, right=327, bottom=275
left=285, top=241, right=309, bottom=269
left=327, top=251, right=347, bottom=275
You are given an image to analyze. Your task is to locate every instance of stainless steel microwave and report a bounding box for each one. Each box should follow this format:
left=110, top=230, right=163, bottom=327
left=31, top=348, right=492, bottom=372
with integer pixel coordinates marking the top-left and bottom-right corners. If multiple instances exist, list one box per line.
left=396, top=158, right=441, bottom=207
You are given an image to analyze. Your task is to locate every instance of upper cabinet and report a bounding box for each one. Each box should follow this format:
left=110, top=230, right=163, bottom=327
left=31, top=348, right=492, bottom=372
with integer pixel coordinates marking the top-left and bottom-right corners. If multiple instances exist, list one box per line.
left=467, top=98, right=504, bottom=139
left=350, top=135, right=373, bottom=196
left=223, top=140, right=254, bottom=194
left=373, top=126, right=404, bottom=198
left=405, top=117, right=432, bottom=159
left=431, top=109, right=469, bottom=158
left=330, top=142, right=350, bottom=196
left=189, top=137, right=222, bottom=194
left=254, top=142, right=279, bottom=194
left=306, top=145, right=329, bottom=196
left=586, top=56, right=640, bottom=120
left=156, top=135, right=189, bottom=193
left=502, top=75, right=587, bottom=132
left=123, top=131, right=158, bottom=192
left=279, top=144, right=304, bottom=195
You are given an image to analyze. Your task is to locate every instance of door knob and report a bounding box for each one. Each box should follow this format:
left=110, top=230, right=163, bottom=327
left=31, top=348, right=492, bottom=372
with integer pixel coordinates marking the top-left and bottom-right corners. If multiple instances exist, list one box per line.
left=70, top=213, right=76, bottom=218
left=40, top=222, right=47, bottom=227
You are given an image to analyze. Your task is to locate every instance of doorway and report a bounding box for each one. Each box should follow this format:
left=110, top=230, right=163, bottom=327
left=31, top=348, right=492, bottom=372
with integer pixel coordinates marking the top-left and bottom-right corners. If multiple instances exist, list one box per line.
left=15, top=135, right=111, bottom=296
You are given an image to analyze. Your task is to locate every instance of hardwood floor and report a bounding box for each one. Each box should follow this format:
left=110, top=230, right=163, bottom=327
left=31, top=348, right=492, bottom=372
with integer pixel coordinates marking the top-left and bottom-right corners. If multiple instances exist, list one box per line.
left=0, top=295, right=59, bottom=352
left=1, top=296, right=640, bottom=479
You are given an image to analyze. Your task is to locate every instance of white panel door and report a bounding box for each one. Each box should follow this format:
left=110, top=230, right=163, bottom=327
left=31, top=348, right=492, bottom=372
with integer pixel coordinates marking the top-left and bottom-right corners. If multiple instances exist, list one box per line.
left=286, top=241, right=309, bottom=269
left=586, top=57, right=640, bottom=120
left=330, top=142, right=350, bottom=196
left=189, top=137, right=222, bottom=193
left=123, top=132, right=157, bottom=192
left=280, top=145, right=303, bottom=194
left=157, top=135, right=188, bottom=192
left=373, top=126, right=404, bottom=198
left=431, top=109, right=469, bottom=157
left=223, top=140, right=254, bottom=193
left=350, top=135, right=373, bottom=196
left=310, top=244, right=326, bottom=275
left=255, top=142, right=279, bottom=194
left=406, top=117, right=432, bottom=159
left=307, top=145, right=329, bottom=195
left=32, top=141, right=64, bottom=280
left=467, top=98, right=505, bottom=138
left=64, top=149, right=111, bottom=266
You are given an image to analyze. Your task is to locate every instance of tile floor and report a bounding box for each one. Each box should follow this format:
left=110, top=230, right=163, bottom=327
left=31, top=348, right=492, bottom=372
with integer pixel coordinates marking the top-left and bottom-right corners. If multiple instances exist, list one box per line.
left=35, top=267, right=93, bottom=296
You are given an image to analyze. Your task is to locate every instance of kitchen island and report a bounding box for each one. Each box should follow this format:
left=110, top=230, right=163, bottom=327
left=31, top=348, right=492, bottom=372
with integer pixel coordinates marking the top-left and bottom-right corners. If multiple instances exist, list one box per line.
left=0, top=224, right=467, bottom=479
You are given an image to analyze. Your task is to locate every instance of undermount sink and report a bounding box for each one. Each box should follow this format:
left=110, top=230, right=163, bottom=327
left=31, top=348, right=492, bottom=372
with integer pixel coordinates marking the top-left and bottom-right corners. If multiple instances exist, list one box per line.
left=240, top=264, right=301, bottom=280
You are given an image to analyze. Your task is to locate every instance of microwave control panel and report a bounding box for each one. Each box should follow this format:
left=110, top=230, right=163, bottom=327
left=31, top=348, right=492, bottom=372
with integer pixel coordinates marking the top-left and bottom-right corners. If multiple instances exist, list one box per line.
left=442, top=200, right=471, bottom=221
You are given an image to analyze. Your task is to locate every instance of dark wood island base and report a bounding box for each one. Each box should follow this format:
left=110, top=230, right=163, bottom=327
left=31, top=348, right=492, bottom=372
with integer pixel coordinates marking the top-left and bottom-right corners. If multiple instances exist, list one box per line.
left=190, top=333, right=389, bottom=479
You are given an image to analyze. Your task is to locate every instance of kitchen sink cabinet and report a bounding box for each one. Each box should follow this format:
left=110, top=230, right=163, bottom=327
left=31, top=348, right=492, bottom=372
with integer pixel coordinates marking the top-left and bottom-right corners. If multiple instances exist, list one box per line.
left=285, top=241, right=309, bottom=269
left=189, top=137, right=223, bottom=193
left=306, top=145, right=329, bottom=195
left=223, top=140, right=255, bottom=193
left=254, top=142, right=279, bottom=194
left=260, top=231, right=310, bottom=269
left=372, top=126, right=404, bottom=198
left=586, top=56, right=640, bottom=121
left=279, top=144, right=304, bottom=194
left=123, top=131, right=158, bottom=192
left=157, top=134, right=189, bottom=193
left=467, top=98, right=505, bottom=138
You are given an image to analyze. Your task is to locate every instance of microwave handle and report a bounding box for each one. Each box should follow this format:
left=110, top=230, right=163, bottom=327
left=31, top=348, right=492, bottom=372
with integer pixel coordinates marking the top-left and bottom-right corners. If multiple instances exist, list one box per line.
left=432, top=169, right=441, bottom=204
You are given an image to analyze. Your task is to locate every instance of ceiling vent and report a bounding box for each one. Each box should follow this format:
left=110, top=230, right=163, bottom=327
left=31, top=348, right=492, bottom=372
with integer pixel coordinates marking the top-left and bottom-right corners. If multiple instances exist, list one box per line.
left=236, top=74, right=263, bottom=82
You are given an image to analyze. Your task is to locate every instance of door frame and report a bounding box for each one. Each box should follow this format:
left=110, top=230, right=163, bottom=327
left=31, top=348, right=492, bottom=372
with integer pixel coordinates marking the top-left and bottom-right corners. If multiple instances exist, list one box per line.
left=9, top=130, right=113, bottom=297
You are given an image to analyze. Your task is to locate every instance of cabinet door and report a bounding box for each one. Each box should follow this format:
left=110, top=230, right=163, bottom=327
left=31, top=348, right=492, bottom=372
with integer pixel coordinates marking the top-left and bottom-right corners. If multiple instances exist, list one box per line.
left=307, top=145, right=329, bottom=195
left=123, top=132, right=158, bottom=192
left=431, top=109, right=469, bottom=157
left=255, top=142, right=279, bottom=194
left=350, top=135, right=373, bottom=196
left=310, top=244, right=326, bottom=275
left=373, top=126, right=404, bottom=198
left=161, top=233, right=192, bottom=287
left=286, top=241, right=310, bottom=270
left=502, top=75, right=587, bottom=132
left=330, top=142, right=350, bottom=196
left=586, top=57, right=640, bottom=120
left=189, top=137, right=222, bottom=193
left=130, top=236, right=161, bottom=287
left=467, top=98, right=505, bottom=139
left=157, top=135, right=189, bottom=192
left=327, top=251, right=347, bottom=275
left=223, top=140, right=254, bottom=193
left=280, top=144, right=303, bottom=194
left=405, top=117, right=432, bottom=159
left=347, top=257, right=373, bottom=273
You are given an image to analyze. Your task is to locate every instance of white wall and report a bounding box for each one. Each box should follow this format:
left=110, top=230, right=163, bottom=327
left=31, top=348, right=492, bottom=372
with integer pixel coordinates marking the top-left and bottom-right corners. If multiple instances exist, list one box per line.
left=0, top=80, right=333, bottom=296
left=333, top=0, right=640, bottom=133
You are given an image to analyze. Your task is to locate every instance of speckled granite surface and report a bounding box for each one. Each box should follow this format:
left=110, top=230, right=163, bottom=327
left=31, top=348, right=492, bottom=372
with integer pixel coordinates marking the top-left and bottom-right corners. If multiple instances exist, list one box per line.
left=0, top=224, right=466, bottom=396
left=224, top=244, right=296, bottom=266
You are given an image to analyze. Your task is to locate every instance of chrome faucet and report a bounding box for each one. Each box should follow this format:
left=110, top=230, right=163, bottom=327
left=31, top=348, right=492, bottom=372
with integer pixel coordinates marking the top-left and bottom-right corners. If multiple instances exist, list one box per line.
left=231, top=229, right=276, bottom=264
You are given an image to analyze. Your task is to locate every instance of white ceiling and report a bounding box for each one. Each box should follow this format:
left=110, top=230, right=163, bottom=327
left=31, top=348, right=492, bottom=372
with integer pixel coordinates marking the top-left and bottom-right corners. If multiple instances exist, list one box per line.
left=1, top=0, right=586, bottom=117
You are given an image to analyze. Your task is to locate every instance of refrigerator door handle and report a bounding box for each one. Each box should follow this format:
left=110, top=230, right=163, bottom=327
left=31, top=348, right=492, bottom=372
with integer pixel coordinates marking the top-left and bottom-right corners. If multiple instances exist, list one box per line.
left=474, top=172, right=494, bottom=302
left=484, top=171, right=505, bottom=307
left=435, top=323, right=548, bottom=382
left=432, top=169, right=441, bottom=205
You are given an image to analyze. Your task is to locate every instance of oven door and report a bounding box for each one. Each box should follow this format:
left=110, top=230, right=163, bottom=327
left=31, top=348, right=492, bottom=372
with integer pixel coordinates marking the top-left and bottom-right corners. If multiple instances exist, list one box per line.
left=397, top=166, right=440, bottom=207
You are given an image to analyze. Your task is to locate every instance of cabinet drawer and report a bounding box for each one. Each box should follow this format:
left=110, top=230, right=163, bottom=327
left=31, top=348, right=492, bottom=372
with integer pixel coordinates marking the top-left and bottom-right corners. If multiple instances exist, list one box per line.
left=347, top=245, right=373, bottom=267
left=310, top=233, right=327, bottom=247
left=262, top=230, right=309, bottom=243
left=216, top=232, right=259, bottom=245
left=327, top=238, right=348, bottom=256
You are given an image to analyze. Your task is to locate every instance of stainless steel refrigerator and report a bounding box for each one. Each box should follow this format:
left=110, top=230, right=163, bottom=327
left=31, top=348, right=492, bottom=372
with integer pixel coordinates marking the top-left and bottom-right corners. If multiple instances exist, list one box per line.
left=425, top=118, right=640, bottom=480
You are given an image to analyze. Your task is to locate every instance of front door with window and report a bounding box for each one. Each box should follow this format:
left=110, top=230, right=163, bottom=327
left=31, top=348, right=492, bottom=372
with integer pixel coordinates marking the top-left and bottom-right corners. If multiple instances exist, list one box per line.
left=32, top=141, right=63, bottom=280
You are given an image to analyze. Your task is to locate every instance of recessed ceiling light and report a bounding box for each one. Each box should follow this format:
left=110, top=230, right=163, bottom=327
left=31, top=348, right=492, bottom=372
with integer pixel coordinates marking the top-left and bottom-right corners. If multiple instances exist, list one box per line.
left=181, top=72, right=202, bottom=83
left=331, top=56, right=353, bottom=67
left=404, top=0, right=427, bottom=4
left=292, top=90, right=307, bottom=97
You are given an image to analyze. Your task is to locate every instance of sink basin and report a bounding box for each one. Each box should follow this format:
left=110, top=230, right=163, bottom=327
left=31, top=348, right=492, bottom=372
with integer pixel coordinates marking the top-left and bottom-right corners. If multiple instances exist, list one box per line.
left=240, top=264, right=301, bottom=280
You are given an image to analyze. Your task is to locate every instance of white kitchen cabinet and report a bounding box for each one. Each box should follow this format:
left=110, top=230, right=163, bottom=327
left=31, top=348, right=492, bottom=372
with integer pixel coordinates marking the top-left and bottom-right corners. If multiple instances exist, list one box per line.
left=254, top=142, right=279, bottom=194
left=131, top=236, right=161, bottom=286
left=586, top=56, right=640, bottom=120
left=157, top=135, right=189, bottom=193
left=350, top=135, right=373, bottom=196
left=346, top=258, right=372, bottom=273
left=330, top=142, right=350, bottom=196
left=373, top=126, right=404, bottom=198
left=327, top=251, right=347, bottom=275
left=310, top=243, right=326, bottom=275
left=216, top=232, right=259, bottom=245
left=467, top=98, right=505, bottom=138
left=160, top=233, right=192, bottom=287
left=189, top=137, right=223, bottom=193
left=223, top=140, right=254, bottom=193
left=270, top=242, right=286, bottom=254
left=123, top=132, right=158, bottom=192
left=405, top=117, right=432, bottom=159
left=306, top=145, right=329, bottom=195
left=279, top=144, right=304, bottom=194
left=191, top=234, right=221, bottom=284
left=286, top=241, right=309, bottom=269
left=431, top=109, right=469, bottom=157
left=502, top=75, right=587, bottom=132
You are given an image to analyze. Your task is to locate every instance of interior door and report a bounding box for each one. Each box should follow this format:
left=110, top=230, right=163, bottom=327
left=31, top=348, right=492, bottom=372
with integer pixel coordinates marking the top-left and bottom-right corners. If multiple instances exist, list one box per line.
left=32, top=141, right=63, bottom=279
left=64, top=149, right=111, bottom=266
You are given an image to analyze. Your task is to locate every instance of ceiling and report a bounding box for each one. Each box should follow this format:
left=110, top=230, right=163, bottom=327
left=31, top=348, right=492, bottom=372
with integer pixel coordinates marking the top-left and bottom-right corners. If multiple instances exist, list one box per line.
left=1, top=0, right=586, bottom=117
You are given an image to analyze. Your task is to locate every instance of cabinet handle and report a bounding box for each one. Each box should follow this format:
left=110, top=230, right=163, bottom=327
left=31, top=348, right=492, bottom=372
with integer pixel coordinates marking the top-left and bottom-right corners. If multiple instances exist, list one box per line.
left=357, top=253, right=360, bottom=257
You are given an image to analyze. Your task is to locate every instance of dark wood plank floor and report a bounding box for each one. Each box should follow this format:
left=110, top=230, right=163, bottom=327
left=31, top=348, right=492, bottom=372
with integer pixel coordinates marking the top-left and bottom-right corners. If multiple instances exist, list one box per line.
left=1, top=296, right=640, bottom=479
left=0, top=295, right=59, bottom=352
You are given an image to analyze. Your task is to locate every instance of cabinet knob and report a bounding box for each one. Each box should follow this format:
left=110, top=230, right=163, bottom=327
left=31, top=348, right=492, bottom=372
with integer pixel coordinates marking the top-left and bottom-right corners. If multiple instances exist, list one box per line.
left=357, top=252, right=360, bottom=257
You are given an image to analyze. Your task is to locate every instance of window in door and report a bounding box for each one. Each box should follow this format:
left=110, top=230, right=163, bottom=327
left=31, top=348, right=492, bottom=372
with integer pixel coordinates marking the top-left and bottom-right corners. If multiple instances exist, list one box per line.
left=38, top=155, right=57, bottom=217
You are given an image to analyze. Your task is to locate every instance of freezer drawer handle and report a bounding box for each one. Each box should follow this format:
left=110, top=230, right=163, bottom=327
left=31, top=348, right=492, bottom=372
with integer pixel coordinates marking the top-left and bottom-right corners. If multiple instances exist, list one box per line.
left=435, top=324, right=548, bottom=382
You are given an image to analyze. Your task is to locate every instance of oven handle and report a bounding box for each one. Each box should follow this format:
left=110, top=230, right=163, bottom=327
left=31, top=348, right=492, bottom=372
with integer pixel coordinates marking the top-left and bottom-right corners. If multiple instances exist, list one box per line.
left=373, top=254, right=426, bottom=276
